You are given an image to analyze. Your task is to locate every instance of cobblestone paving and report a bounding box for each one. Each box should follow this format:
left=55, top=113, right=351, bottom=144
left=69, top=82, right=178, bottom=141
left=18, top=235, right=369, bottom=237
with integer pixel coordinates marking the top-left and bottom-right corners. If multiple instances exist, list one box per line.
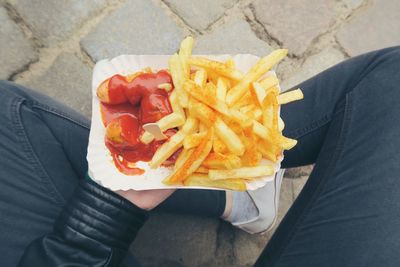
left=1, top=0, right=399, bottom=266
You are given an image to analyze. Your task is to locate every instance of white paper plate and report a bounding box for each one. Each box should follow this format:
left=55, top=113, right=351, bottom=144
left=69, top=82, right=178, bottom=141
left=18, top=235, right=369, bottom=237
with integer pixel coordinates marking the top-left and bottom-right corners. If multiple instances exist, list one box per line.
left=87, top=54, right=283, bottom=191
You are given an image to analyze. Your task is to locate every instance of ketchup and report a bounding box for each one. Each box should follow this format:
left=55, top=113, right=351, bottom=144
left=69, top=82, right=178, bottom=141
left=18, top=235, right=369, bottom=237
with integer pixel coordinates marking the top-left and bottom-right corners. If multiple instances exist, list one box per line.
left=107, top=75, right=129, bottom=104
left=100, top=103, right=138, bottom=127
left=100, top=70, right=176, bottom=175
left=124, top=70, right=173, bottom=123
left=106, top=129, right=178, bottom=175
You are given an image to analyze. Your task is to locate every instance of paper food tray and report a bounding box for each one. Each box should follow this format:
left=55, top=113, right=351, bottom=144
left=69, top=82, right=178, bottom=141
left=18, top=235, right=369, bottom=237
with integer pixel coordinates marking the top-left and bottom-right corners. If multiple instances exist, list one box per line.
left=87, top=54, right=283, bottom=191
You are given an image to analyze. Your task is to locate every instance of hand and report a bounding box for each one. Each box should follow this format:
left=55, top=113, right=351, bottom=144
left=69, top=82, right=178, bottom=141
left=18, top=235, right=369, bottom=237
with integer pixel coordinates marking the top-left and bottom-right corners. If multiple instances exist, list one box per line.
left=116, top=189, right=175, bottom=211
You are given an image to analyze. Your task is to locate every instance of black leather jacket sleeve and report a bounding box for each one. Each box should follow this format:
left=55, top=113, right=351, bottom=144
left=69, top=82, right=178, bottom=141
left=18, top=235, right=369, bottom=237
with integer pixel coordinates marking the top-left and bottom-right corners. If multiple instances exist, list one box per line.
left=17, top=179, right=148, bottom=267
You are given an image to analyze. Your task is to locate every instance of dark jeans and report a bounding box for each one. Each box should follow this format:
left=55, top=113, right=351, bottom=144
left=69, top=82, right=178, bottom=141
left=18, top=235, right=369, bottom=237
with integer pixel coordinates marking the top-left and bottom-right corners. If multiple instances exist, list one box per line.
left=1, top=47, right=399, bottom=267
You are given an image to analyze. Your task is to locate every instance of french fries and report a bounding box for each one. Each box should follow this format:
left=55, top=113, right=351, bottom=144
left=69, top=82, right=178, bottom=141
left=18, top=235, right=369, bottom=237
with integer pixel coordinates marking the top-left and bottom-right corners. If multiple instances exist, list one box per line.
left=179, top=36, right=194, bottom=55
left=196, top=166, right=209, bottom=173
left=202, top=152, right=242, bottom=169
left=169, top=89, right=186, bottom=119
left=183, top=132, right=207, bottom=149
left=214, top=118, right=245, bottom=155
left=252, top=120, right=272, bottom=140
left=174, top=148, right=193, bottom=170
left=191, top=102, right=217, bottom=127
left=213, top=136, right=228, bottom=154
left=274, top=135, right=298, bottom=150
left=258, top=140, right=282, bottom=163
left=188, top=57, right=244, bottom=81
left=184, top=174, right=246, bottom=191
left=169, top=54, right=189, bottom=108
left=182, top=116, right=199, bottom=134
left=216, top=78, right=228, bottom=101
left=251, top=82, right=267, bottom=105
left=208, top=166, right=274, bottom=180
left=194, top=69, right=207, bottom=87
left=278, top=117, right=285, bottom=131
left=164, top=129, right=213, bottom=184
left=145, top=38, right=303, bottom=190
left=226, top=49, right=288, bottom=106
left=259, top=75, right=279, bottom=90
left=140, top=113, right=185, bottom=144
left=230, top=109, right=253, bottom=127
left=183, top=80, right=230, bottom=116
left=241, top=128, right=262, bottom=166
left=157, top=83, right=173, bottom=91
left=149, top=131, right=185, bottom=168
left=277, top=89, right=304, bottom=104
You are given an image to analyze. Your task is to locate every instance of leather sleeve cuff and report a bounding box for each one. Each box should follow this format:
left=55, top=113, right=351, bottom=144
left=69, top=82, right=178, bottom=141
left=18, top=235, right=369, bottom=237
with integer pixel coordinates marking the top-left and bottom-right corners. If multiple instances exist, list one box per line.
left=54, top=179, right=148, bottom=250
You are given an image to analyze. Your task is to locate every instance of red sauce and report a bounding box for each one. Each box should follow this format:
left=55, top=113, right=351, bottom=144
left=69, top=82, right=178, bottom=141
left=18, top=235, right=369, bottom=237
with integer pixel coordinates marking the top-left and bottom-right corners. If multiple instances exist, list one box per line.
left=111, top=153, right=145, bottom=175
left=100, top=70, right=177, bottom=175
left=100, top=103, right=138, bottom=126
left=106, top=129, right=178, bottom=175
left=107, top=75, right=129, bottom=104
left=124, top=70, right=173, bottom=123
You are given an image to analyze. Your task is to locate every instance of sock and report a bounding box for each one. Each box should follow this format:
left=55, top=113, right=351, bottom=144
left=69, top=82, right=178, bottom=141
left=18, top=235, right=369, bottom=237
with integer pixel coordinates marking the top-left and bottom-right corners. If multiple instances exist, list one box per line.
left=225, top=191, right=259, bottom=224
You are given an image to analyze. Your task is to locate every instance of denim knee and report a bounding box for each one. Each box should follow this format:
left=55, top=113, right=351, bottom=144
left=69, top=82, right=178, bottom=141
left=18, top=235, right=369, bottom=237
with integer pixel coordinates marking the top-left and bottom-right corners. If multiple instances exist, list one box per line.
left=360, top=46, right=400, bottom=98
left=0, top=80, right=29, bottom=104
left=374, top=46, right=400, bottom=73
left=377, top=46, right=400, bottom=92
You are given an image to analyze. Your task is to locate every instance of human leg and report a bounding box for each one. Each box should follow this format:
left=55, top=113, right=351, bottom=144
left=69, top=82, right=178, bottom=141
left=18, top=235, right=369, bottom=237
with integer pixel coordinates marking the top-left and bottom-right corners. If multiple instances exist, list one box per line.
left=0, top=82, right=142, bottom=266
left=255, top=47, right=400, bottom=266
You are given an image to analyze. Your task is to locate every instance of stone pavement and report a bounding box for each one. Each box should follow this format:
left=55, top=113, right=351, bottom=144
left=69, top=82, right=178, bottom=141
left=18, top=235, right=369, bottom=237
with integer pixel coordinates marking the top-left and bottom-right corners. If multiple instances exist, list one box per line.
left=1, top=0, right=399, bottom=266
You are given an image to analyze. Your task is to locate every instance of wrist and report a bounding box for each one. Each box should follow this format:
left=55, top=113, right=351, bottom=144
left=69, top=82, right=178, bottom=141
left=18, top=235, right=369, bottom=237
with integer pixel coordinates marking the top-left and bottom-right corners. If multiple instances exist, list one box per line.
left=115, top=190, right=155, bottom=210
left=115, top=189, right=176, bottom=211
left=86, top=173, right=174, bottom=211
